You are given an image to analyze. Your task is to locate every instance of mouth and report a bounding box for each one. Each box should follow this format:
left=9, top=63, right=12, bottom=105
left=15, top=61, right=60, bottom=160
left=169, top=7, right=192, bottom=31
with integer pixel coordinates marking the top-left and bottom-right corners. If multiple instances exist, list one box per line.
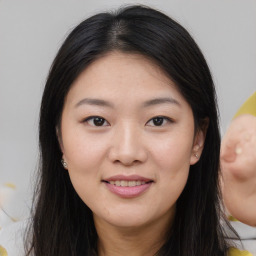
left=102, top=175, right=154, bottom=198
left=103, top=180, right=153, bottom=187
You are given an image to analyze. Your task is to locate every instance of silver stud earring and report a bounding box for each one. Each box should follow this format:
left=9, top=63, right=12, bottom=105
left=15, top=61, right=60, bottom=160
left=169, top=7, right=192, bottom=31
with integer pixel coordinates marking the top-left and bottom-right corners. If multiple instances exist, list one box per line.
left=61, top=159, right=68, bottom=169
left=194, top=153, right=199, bottom=159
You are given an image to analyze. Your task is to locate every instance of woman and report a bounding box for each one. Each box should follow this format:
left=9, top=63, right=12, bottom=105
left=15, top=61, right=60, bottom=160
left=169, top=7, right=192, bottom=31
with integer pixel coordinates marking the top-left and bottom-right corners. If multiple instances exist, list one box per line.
left=21, top=5, right=248, bottom=256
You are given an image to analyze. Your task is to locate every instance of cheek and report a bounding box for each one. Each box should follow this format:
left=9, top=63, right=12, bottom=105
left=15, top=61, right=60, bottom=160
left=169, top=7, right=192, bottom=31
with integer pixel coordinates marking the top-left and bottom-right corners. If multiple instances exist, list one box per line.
left=63, top=129, right=108, bottom=170
left=63, top=135, right=108, bottom=209
left=149, top=131, right=194, bottom=174
left=149, top=133, right=193, bottom=199
left=62, top=130, right=110, bottom=197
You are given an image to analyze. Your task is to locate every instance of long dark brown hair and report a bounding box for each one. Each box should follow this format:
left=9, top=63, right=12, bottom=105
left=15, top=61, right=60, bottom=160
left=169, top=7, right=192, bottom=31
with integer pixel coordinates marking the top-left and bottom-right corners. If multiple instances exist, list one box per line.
left=26, top=5, right=234, bottom=255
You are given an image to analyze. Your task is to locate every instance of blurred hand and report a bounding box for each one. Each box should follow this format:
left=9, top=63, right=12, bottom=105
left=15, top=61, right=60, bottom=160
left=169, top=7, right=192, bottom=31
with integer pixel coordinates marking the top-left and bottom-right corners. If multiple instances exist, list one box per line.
left=221, top=114, right=256, bottom=226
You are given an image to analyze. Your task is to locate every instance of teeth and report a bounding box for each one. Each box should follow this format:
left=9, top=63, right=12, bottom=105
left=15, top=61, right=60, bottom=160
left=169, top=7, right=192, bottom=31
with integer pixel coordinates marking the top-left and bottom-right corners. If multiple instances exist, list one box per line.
left=121, top=180, right=128, bottom=186
left=128, top=181, right=136, bottom=187
left=108, top=180, right=149, bottom=187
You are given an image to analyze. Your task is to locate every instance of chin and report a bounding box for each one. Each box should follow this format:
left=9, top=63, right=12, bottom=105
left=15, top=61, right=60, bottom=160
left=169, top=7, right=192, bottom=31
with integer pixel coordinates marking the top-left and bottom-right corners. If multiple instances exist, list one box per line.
left=94, top=208, right=155, bottom=229
left=107, top=216, right=151, bottom=229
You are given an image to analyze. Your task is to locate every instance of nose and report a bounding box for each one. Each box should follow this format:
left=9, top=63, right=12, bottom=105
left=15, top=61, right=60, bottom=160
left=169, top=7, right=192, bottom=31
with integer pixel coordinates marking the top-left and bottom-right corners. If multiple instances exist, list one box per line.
left=108, top=124, right=148, bottom=166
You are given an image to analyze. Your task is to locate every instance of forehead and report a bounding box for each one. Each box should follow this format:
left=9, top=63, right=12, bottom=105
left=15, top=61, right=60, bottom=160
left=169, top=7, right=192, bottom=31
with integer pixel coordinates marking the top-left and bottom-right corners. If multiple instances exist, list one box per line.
left=65, top=51, right=186, bottom=106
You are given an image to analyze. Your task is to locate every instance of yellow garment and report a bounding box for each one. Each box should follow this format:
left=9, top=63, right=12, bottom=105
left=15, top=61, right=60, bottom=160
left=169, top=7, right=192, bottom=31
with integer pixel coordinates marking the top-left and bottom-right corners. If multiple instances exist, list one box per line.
left=233, top=92, right=256, bottom=118
left=0, top=245, right=8, bottom=256
left=228, top=215, right=239, bottom=222
left=229, top=247, right=253, bottom=256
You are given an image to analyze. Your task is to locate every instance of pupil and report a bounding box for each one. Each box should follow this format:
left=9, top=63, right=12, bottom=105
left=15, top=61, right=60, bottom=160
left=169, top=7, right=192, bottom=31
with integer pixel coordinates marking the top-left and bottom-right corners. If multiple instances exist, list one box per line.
left=94, top=117, right=104, bottom=126
left=153, top=117, right=163, bottom=126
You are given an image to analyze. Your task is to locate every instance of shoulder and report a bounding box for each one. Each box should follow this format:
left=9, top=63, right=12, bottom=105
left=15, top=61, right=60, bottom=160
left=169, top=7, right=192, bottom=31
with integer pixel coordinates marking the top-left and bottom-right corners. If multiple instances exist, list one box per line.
left=0, top=220, right=28, bottom=256
left=228, top=248, right=253, bottom=256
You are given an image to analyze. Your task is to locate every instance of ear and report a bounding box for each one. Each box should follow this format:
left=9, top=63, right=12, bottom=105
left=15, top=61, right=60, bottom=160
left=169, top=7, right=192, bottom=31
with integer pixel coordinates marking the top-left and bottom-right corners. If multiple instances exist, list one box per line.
left=56, top=127, right=68, bottom=169
left=190, top=118, right=209, bottom=165
left=56, top=126, right=64, bottom=153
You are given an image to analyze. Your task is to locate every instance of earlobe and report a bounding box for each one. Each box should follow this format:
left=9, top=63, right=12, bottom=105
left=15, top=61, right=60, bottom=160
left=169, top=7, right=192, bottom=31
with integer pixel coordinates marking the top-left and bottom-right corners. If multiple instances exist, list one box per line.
left=190, top=143, right=201, bottom=165
left=190, top=122, right=208, bottom=165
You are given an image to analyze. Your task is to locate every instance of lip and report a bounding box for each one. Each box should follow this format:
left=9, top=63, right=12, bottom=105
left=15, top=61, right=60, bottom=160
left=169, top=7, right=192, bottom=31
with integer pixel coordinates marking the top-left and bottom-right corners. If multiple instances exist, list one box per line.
left=103, top=174, right=153, bottom=182
left=102, top=175, right=154, bottom=198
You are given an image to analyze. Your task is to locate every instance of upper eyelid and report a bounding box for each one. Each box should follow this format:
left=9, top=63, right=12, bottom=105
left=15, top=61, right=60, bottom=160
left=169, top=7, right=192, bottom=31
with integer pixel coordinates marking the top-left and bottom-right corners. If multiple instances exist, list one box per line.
left=83, top=115, right=105, bottom=121
left=147, top=116, right=174, bottom=122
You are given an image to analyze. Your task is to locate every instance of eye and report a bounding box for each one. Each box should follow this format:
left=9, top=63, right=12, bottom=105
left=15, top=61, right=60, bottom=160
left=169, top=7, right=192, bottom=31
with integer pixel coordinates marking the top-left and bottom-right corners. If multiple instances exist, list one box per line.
left=83, top=116, right=109, bottom=127
left=146, top=116, right=173, bottom=127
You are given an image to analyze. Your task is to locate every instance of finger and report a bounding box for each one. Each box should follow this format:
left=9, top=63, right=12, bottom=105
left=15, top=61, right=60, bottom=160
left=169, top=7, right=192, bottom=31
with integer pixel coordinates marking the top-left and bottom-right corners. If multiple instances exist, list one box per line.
left=221, top=137, right=238, bottom=163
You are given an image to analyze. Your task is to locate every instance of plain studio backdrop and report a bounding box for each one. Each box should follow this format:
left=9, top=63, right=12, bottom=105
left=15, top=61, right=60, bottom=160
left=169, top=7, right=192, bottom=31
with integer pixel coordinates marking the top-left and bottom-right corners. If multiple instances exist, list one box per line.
left=0, top=0, right=255, bottom=222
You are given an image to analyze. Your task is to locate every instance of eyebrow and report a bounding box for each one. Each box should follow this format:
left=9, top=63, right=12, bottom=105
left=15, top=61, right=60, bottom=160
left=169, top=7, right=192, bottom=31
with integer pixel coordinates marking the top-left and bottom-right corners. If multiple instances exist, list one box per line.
left=75, top=97, right=180, bottom=109
left=142, top=97, right=180, bottom=107
left=75, top=98, right=114, bottom=108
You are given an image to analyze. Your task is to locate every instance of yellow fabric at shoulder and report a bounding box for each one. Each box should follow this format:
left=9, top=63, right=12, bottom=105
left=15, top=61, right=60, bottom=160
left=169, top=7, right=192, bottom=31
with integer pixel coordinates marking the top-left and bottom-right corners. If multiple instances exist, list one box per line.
left=0, top=245, right=8, bottom=256
left=233, top=91, right=256, bottom=118
left=228, top=247, right=253, bottom=256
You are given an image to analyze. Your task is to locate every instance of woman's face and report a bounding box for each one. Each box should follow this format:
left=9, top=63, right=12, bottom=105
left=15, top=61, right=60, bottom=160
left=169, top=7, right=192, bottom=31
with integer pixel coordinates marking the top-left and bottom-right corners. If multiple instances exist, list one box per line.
left=60, top=52, right=203, bottom=229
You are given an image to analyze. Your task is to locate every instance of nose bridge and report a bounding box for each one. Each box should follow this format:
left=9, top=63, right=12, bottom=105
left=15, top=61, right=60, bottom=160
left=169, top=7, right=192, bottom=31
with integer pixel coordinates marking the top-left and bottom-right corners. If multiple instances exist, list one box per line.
left=109, top=121, right=147, bottom=164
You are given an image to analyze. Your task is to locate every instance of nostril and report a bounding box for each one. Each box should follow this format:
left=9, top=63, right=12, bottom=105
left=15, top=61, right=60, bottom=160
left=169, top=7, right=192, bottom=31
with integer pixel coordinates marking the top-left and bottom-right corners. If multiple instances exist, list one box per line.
left=113, top=159, right=141, bottom=166
left=108, top=143, right=148, bottom=165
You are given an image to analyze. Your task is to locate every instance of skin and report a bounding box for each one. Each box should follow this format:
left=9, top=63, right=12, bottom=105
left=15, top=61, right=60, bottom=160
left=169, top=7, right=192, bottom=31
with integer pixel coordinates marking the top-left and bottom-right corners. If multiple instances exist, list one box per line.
left=60, top=52, right=205, bottom=256
left=221, top=114, right=256, bottom=226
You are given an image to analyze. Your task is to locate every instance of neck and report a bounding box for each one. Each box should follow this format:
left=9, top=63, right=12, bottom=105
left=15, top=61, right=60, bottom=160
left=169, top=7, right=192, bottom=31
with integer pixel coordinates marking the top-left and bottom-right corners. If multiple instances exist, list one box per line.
left=94, top=211, right=174, bottom=256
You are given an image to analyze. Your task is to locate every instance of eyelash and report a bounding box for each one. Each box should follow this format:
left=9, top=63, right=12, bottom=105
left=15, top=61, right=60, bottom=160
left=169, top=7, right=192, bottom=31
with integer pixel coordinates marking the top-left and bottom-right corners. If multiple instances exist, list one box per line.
left=82, top=116, right=174, bottom=127
left=83, top=116, right=110, bottom=127
left=146, top=116, right=174, bottom=127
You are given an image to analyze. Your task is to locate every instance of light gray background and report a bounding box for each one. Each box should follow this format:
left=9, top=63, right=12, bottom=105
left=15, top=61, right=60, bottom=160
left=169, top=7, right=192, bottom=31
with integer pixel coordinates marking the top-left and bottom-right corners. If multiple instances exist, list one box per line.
left=0, top=0, right=256, bottom=220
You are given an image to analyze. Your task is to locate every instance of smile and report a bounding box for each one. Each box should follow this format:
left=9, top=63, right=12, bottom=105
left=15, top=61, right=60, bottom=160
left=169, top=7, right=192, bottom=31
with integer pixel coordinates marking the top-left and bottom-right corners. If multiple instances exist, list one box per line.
left=105, top=180, right=152, bottom=187
left=102, top=175, right=154, bottom=198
